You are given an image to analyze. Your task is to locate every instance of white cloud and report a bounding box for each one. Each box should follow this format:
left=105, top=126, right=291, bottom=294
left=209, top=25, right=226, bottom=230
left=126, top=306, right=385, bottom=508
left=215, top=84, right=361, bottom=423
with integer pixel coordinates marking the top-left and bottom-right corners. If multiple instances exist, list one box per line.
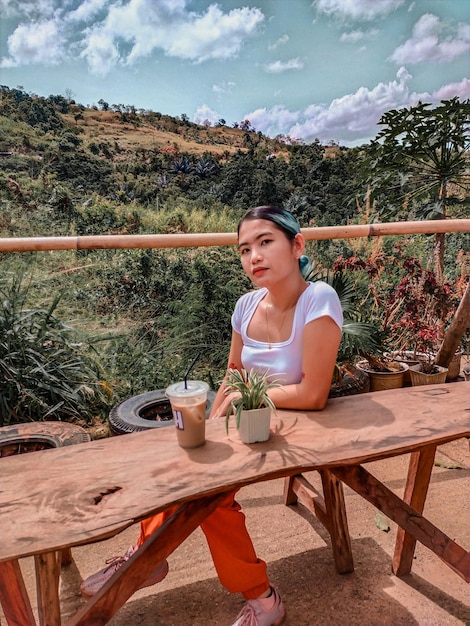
left=193, top=104, right=220, bottom=126
left=80, top=28, right=120, bottom=76
left=314, top=0, right=405, bottom=21
left=340, top=30, right=365, bottom=44
left=0, top=19, right=65, bottom=67
left=1, top=0, right=57, bottom=19
left=67, top=0, right=109, bottom=23
left=245, top=67, right=418, bottom=145
left=269, top=34, right=289, bottom=50
left=432, top=77, right=470, bottom=101
left=164, top=4, right=264, bottom=62
left=212, top=81, right=236, bottom=95
left=244, top=105, right=301, bottom=137
left=390, top=13, right=470, bottom=64
left=246, top=66, right=470, bottom=146
left=1, top=0, right=265, bottom=74
left=263, top=58, right=304, bottom=73
left=340, top=28, right=377, bottom=43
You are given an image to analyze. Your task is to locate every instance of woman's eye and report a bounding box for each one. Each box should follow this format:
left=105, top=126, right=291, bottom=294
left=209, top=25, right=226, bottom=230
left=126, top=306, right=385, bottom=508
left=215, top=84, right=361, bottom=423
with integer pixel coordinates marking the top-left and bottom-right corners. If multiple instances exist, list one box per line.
left=240, top=247, right=249, bottom=255
left=261, top=239, right=271, bottom=246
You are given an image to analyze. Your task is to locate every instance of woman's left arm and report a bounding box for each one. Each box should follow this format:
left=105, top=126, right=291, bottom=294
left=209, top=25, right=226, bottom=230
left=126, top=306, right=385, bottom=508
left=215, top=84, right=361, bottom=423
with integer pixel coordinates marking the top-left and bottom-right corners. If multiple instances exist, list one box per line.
left=268, top=315, right=341, bottom=411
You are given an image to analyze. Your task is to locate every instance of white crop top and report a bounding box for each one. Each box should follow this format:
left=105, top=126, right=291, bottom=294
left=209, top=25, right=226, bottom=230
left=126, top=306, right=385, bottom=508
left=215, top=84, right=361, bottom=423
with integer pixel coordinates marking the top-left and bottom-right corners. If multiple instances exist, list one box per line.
left=231, top=281, right=343, bottom=385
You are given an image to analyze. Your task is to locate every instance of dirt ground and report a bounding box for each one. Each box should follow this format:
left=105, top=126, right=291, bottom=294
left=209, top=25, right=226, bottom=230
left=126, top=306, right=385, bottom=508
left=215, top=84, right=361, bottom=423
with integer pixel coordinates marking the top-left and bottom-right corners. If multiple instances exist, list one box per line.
left=3, top=426, right=469, bottom=626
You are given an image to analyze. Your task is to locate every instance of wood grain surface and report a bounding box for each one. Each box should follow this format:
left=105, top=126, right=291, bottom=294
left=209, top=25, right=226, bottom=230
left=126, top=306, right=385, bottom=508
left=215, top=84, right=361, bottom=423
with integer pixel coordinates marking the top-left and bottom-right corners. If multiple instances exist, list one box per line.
left=1, top=383, right=469, bottom=563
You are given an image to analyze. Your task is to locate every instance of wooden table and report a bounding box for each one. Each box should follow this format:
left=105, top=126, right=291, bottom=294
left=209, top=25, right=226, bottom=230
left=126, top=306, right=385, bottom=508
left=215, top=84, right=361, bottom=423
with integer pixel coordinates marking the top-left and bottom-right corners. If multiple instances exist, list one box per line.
left=0, top=383, right=469, bottom=626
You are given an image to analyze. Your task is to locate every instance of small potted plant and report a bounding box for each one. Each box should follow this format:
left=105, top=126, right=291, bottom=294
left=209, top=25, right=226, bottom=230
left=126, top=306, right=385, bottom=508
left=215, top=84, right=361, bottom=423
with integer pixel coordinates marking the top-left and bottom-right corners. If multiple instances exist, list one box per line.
left=407, top=329, right=448, bottom=385
left=355, top=354, right=409, bottom=391
left=224, top=368, right=280, bottom=443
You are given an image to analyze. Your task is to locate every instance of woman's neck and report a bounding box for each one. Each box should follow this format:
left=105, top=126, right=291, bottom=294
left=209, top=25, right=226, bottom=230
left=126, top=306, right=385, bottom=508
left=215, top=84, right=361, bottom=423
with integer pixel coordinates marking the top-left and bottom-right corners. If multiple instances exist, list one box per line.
left=266, top=277, right=308, bottom=312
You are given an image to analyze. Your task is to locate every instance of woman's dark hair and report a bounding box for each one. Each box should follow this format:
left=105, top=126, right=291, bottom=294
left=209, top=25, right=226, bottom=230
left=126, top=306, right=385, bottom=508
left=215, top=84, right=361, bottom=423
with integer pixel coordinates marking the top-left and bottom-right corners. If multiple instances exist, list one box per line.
left=238, top=205, right=312, bottom=277
left=238, top=205, right=300, bottom=240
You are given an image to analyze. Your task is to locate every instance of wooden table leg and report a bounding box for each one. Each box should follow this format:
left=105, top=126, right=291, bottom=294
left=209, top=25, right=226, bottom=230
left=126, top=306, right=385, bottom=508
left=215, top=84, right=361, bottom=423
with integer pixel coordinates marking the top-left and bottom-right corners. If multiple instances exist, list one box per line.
left=320, top=469, right=354, bottom=574
left=283, top=471, right=354, bottom=574
left=331, top=464, right=470, bottom=582
left=66, top=491, right=231, bottom=626
left=0, top=559, right=37, bottom=626
left=35, top=551, right=61, bottom=626
left=59, top=548, right=73, bottom=567
left=392, top=445, right=436, bottom=576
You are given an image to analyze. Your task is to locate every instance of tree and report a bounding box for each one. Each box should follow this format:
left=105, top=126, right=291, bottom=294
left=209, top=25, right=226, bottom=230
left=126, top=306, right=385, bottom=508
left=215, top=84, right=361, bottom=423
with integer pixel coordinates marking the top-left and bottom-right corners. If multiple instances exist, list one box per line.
left=366, top=98, right=470, bottom=278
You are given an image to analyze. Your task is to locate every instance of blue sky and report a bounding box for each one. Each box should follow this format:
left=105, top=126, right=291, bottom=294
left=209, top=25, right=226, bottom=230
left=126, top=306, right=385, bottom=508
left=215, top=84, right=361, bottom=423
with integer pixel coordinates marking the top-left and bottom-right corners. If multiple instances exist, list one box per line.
left=1, top=0, right=469, bottom=146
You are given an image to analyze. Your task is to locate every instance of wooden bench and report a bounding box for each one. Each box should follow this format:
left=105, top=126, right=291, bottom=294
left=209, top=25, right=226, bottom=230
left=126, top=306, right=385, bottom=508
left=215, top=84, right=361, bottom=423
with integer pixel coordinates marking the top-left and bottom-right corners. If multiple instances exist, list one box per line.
left=0, top=383, right=469, bottom=626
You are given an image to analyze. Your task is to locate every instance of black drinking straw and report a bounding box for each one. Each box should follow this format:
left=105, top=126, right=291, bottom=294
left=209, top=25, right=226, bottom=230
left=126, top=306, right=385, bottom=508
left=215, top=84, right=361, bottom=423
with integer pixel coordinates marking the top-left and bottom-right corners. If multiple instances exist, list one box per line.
left=184, top=353, right=200, bottom=389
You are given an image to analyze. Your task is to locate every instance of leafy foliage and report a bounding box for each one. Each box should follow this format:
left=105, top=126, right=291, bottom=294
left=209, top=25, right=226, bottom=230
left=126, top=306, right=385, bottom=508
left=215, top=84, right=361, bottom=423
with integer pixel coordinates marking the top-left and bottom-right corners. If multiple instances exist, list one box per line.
left=0, top=87, right=467, bottom=431
left=365, top=98, right=470, bottom=276
left=0, top=273, right=111, bottom=426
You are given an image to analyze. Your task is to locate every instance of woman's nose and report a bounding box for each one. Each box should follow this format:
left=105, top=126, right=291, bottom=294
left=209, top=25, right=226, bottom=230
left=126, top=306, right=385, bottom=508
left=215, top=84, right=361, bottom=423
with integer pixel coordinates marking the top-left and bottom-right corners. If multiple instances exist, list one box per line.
left=251, top=247, right=262, bottom=262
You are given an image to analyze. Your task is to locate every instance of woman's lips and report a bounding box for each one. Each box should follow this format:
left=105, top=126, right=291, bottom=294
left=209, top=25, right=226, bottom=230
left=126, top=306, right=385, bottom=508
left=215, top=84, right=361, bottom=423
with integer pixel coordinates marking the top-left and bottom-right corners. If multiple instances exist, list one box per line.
left=252, top=267, right=268, bottom=276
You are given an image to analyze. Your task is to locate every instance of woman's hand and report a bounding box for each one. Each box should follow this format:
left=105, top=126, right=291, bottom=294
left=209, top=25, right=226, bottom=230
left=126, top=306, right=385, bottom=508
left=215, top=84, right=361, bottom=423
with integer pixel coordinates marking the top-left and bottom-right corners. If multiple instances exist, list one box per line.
left=209, top=391, right=241, bottom=419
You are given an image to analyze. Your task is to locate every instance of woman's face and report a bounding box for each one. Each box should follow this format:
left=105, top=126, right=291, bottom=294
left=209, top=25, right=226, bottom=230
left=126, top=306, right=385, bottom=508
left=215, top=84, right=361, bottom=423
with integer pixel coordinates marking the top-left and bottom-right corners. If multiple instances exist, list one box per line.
left=237, top=218, right=304, bottom=288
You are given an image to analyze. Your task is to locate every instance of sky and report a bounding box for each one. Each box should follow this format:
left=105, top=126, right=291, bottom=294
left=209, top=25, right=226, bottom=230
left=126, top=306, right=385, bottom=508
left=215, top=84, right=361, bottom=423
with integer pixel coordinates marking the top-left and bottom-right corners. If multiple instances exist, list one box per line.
left=1, top=0, right=469, bottom=147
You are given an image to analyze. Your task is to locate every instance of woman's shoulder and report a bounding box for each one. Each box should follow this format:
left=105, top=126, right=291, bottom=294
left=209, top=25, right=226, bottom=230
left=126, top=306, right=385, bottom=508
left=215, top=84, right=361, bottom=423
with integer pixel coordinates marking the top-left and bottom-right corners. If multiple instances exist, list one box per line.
left=301, top=281, right=343, bottom=327
left=236, top=288, right=267, bottom=307
left=233, top=288, right=267, bottom=316
left=305, top=280, right=339, bottom=299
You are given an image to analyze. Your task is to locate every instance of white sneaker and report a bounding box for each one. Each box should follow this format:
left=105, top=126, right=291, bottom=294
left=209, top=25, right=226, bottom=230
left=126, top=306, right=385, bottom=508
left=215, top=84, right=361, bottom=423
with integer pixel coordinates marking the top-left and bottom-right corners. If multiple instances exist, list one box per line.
left=80, top=545, right=169, bottom=597
left=232, top=586, right=285, bottom=626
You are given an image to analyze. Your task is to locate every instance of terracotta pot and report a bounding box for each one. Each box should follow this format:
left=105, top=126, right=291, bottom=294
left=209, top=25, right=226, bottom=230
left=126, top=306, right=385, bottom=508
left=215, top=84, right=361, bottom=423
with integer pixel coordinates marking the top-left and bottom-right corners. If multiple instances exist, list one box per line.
left=386, top=351, right=427, bottom=385
left=409, top=364, right=448, bottom=386
left=238, top=407, right=271, bottom=443
left=356, top=360, right=408, bottom=392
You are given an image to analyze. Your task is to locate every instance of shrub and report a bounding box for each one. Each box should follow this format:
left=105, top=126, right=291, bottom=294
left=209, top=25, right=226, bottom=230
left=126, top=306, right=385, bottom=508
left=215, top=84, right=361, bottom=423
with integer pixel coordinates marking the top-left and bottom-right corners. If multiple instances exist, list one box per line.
left=0, top=273, right=111, bottom=426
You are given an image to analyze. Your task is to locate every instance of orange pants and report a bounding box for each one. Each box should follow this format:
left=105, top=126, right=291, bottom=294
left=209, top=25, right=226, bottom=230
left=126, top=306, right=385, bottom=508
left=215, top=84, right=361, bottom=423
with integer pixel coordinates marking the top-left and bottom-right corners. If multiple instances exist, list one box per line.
left=137, top=490, right=269, bottom=599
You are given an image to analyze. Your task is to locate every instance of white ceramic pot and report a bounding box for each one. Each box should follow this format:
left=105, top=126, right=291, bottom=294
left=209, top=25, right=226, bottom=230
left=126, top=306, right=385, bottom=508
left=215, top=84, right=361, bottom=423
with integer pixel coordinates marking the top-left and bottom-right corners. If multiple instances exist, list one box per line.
left=238, top=406, right=271, bottom=443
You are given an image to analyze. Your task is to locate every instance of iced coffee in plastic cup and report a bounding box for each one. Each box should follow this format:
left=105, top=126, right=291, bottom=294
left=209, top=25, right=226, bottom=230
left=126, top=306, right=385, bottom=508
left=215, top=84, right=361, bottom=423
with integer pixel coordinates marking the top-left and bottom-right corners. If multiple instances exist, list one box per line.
left=166, top=380, right=209, bottom=449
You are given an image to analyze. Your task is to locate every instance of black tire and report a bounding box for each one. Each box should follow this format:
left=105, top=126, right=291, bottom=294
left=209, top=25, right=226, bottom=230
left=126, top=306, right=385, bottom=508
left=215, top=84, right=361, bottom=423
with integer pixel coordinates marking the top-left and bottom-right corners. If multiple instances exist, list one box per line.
left=0, top=422, right=91, bottom=457
left=108, top=388, right=216, bottom=436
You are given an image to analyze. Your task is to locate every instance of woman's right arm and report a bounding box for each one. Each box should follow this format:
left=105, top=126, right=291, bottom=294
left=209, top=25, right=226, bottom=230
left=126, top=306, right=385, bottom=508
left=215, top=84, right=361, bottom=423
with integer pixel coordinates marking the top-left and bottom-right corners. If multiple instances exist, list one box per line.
left=208, top=330, right=243, bottom=419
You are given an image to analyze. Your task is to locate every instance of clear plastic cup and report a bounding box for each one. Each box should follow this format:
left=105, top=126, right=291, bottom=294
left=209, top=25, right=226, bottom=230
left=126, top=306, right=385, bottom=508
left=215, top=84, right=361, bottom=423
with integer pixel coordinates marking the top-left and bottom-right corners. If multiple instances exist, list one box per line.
left=166, top=380, right=209, bottom=448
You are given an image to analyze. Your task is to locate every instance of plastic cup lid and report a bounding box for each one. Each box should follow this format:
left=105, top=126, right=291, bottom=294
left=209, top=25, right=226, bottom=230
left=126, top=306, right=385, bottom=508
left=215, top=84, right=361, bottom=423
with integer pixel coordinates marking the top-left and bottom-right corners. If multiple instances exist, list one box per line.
left=166, top=380, right=209, bottom=398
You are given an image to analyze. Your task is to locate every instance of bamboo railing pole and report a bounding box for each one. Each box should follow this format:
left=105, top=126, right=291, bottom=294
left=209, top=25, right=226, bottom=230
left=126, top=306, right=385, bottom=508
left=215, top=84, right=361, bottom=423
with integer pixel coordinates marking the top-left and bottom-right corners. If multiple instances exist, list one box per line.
left=0, top=220, right=468, bottom=253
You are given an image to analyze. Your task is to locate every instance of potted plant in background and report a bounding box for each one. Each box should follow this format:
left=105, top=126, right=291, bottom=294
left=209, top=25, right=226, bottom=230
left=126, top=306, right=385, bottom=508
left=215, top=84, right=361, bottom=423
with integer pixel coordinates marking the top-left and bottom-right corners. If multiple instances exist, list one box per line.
left=407, top=327, right=449, bottom=386
left=224, top=368, right=280, bottom=443
left=381, top=258, right=459, bottom=384
left=355, top=354, right=409, bottom=391
left=320, top=271, right=386, bottom=397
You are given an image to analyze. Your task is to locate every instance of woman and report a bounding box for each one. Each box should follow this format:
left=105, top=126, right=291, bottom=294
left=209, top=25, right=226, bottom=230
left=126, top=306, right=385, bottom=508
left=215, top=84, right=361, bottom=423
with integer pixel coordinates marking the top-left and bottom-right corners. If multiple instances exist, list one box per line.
left=81, top=206, right=342, bottom=626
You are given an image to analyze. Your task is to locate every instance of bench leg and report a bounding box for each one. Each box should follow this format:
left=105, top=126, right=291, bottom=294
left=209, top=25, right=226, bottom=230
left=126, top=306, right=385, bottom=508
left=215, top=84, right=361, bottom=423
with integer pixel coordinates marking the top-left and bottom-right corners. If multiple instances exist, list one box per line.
left=35, top=551, right=61, bottom=626
left=283, top=471, right=354, bottom=574
left=392, top=445, right=436, bottom=576
left=320, top=469, right=354, bottom=574
left=0, top=559, right=37, bottom=626
left=331, top=463, right=470, bottom=582
left=58, top=548, right=73, bottom=567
